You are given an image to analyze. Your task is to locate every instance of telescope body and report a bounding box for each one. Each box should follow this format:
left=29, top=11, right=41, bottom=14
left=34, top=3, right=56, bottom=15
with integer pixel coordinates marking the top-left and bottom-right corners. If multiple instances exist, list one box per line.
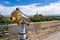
left=10, top=10, right=21, bottom=23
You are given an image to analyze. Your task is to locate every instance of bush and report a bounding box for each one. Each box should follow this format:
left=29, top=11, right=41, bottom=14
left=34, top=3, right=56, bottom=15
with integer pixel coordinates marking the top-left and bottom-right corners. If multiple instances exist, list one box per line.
left=0, top=17, right=13, bottom=25
left=30, top=17, right=60, bottom=22
left=30, top=17, right=40, bottom=22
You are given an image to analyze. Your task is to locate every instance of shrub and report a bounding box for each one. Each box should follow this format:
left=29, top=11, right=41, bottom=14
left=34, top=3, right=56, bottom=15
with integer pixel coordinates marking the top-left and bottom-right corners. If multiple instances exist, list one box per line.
left=30, top=17, right=60, bottom=22
left=0, top=17, right=13, bottom=25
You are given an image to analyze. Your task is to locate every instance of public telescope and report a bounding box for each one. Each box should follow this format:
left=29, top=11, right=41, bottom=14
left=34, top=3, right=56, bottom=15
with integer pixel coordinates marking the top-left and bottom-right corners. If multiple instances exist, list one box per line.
left=10, top=8, right=29, bottom=40
left=10, top=8, right=29, bottom=24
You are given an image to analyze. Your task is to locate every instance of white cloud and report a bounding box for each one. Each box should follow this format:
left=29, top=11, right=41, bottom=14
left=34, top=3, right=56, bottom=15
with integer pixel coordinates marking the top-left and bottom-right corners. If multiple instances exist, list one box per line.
left=3, top=1, right=10, bottom=4
left=0, top=4, right=16, bottom=16
left=0, top=1, right=60, bottom=16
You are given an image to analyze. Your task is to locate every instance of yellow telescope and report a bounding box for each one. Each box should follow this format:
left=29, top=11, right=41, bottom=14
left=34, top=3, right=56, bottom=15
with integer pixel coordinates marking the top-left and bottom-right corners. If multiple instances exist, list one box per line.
left=10, top=8, right=29, bottom=24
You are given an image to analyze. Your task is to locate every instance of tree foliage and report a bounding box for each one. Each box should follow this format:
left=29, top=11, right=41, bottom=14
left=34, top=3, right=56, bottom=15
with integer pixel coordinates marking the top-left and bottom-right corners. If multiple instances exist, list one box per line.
left=0, top=17, right=13, bottom=25
left=30, top=17, right=60, bottom=22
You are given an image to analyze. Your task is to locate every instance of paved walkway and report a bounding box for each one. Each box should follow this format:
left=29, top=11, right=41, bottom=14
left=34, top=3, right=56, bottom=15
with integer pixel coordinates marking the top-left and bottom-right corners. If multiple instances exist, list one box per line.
left=42, top=31, right=60, bottom=40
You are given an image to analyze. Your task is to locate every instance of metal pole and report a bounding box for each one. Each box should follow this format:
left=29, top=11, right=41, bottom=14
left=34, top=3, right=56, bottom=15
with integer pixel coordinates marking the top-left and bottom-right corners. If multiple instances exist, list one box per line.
left=18, top=21, right=28, bottom=40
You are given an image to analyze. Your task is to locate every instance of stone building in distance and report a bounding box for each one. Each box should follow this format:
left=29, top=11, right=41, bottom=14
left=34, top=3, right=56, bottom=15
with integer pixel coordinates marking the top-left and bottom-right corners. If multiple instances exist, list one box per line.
left=34, top=13, right=44, bottom=18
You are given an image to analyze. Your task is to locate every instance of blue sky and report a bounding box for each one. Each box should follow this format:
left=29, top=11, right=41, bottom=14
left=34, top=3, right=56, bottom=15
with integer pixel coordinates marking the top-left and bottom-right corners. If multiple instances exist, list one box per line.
left=0, top=0, right=60, bottom=16
left=0, top=0, right=60, bottom=6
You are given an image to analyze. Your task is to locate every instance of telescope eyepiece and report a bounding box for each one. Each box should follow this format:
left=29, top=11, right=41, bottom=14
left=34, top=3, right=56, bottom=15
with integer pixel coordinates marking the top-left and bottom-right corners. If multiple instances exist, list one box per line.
left=16, top=8, right=19, bottom=11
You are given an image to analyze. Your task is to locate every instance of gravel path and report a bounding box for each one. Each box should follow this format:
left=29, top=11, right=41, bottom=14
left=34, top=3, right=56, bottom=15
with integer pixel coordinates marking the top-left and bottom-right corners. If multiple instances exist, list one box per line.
left=42, top=31, right=60, bottom=40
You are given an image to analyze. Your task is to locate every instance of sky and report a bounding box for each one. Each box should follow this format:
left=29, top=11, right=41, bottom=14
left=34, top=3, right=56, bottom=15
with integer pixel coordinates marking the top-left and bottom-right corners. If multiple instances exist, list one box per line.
left=0, top=0, right=60, bottom=16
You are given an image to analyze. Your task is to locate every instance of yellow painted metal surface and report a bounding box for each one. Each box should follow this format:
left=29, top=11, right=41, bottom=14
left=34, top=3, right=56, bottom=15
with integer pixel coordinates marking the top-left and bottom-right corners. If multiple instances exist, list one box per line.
left=10, top=8, right=22, bottom=23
